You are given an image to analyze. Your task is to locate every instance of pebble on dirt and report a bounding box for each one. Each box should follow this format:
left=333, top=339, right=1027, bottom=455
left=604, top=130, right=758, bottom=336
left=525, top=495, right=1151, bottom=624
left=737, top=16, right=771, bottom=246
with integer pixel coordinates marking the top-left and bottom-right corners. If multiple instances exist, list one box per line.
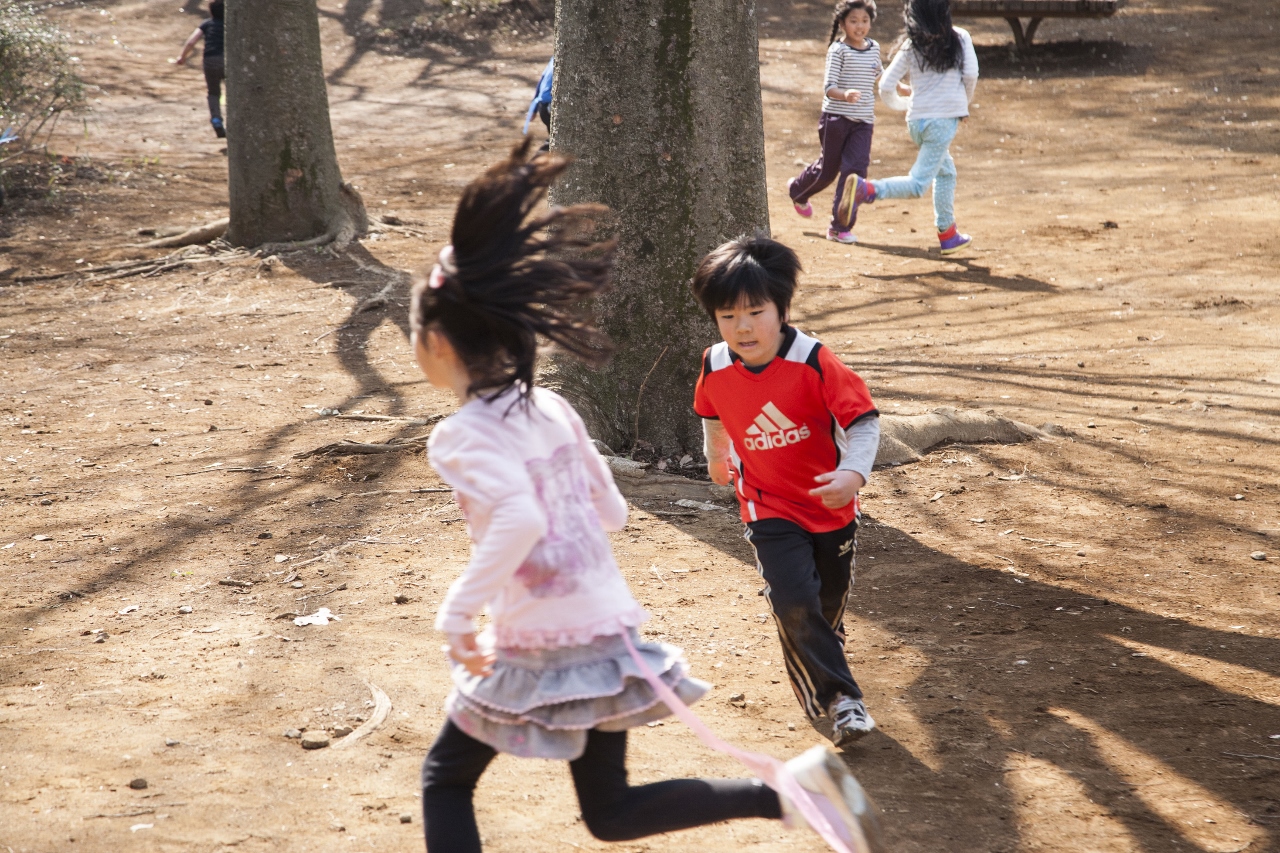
left=393, top=593, right=410, bottom=604
left=400, top=813, right=413, bottom=824
left=178, top=605, right=192, bottom=614
left=301, top=730, right=331, bottom=749
left=283, top=728, right=302, bottom=739
left=332, top=725, right=354, bottom=738
left=1251, top=551, right=1267, bottom=561
left=128, top=778, right=147, bottom=790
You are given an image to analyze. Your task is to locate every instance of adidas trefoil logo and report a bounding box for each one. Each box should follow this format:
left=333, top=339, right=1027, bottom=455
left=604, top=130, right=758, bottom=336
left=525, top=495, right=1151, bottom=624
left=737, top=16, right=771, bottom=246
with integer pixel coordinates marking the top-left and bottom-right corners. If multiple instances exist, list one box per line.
left=742, top=402, right=811, bottom=451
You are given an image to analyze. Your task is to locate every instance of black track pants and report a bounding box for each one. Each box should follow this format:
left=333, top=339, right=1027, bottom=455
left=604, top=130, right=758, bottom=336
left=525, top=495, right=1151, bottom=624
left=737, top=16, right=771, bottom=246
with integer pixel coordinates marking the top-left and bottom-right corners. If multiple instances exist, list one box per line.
left=746, top=516, right=862, bottom=719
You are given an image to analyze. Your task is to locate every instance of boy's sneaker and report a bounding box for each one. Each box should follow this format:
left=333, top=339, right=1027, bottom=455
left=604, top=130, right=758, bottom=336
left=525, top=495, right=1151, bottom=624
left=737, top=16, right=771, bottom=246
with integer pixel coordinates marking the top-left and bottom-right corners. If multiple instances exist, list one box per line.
left=787, top=178, right=813, bottom=218
left=835, top=174, right=875, bottom=228
left=826, top=228, right=857, bottom=244
left=829, top=695, right=875, bottom=748
left=938, top=224, right=972, bottom=255
left=211, top=117, right=226, bottom=139
left=780, top=745, right=886, bottom=852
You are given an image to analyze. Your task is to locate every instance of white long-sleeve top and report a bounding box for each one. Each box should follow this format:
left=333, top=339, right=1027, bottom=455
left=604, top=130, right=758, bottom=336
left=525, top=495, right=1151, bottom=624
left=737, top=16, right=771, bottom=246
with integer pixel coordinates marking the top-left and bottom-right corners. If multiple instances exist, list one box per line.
left=429, top=386, right=645, bottom=649
left=879, top=27, right=979, bottom=120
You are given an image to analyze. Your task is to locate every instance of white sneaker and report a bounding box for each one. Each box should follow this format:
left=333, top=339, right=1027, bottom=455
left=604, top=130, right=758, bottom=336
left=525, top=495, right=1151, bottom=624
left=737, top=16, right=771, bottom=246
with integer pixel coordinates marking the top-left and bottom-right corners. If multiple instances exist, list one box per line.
left=829, top=695, right=875, bottom=748
left=779, top=745, right=885, bottom=852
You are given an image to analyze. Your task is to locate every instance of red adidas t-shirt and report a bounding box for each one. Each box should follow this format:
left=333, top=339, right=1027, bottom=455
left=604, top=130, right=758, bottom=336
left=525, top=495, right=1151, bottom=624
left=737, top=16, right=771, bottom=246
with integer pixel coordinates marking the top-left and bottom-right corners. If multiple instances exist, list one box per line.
left=693, top=326, right=877, bottom=533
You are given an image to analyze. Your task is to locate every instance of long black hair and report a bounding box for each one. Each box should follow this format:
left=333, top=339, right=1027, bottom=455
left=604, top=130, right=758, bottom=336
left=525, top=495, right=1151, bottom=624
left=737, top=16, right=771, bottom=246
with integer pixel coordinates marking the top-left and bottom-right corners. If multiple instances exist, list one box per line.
left=828, top=0, right=877, bottom=45
left=410, top=138, right=615, bottom=406
left=904, top=0, right=962, bottom=73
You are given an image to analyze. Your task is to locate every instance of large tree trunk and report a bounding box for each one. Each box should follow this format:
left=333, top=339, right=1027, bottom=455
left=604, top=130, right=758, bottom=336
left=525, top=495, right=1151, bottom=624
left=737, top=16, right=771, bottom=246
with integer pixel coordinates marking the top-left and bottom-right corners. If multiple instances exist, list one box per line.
left=224, top=0, right=365, bottom=248
left=550, top=0, right=769, bottom=454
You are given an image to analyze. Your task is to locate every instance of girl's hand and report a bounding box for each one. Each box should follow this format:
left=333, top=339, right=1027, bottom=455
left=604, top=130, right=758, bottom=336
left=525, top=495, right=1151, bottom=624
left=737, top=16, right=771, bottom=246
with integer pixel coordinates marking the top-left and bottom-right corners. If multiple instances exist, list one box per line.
left=171, top=56, right=184, bottom=65
left=844, top=89, right=862, bottom=104
left=896, top=82, right=912, bottom=97
left=445, top=632, right=496, bottom=677
left=809, top=470, right=865, bottom=509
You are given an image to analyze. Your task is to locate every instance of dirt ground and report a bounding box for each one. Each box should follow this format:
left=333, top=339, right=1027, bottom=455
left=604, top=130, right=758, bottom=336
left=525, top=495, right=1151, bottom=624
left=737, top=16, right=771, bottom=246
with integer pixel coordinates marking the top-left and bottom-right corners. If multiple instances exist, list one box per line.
left=2, top=1, right=1278, bottom=851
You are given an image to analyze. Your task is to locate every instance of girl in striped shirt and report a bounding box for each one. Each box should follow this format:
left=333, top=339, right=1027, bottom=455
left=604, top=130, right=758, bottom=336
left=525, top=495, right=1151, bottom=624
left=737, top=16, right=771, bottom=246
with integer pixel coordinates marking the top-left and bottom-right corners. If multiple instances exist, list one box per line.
left=787, top=0, right=883, bottom=244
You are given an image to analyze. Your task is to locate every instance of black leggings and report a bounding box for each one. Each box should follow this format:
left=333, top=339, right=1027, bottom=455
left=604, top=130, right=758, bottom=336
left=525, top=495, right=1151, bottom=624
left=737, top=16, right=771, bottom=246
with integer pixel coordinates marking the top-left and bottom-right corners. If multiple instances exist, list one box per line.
left=203, top=55, right=225, bottom=122
left=421, top=720, right=780, bottom=852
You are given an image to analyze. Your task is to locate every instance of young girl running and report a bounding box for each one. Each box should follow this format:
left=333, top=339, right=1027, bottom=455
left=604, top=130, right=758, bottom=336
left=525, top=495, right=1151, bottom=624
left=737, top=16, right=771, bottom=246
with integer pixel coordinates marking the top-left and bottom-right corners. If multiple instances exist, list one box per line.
left=839, top=0, right=978, bottom=254
left=172, top=0, right=226, bottom=139
left=787, top=0, right=883, bottom=245
left=412, top=140, right=884, bottom=853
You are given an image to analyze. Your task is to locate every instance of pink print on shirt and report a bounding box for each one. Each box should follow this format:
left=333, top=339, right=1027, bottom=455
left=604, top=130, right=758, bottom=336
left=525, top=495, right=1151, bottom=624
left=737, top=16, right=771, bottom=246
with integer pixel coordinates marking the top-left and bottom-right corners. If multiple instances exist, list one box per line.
left=514, top=443, right=613, bottom=597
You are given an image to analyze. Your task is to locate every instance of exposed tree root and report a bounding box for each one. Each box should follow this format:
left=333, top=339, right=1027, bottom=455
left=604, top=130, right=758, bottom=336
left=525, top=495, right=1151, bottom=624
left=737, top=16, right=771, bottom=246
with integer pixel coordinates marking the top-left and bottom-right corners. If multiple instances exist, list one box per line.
left=875, top=407, right=1051, bottom=467
left=11, top=245, right=251, bottom=284
left=256, top=182, right=369, bottom=256
left=137, top=218, right=229, bottom=249
left=332, top=682, right=391, bottom=749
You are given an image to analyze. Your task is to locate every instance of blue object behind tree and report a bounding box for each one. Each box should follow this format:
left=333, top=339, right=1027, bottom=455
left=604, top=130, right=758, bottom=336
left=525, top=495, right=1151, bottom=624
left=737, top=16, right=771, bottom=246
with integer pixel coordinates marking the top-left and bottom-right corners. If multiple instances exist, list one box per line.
left=523, top=58, right=554, bottom=134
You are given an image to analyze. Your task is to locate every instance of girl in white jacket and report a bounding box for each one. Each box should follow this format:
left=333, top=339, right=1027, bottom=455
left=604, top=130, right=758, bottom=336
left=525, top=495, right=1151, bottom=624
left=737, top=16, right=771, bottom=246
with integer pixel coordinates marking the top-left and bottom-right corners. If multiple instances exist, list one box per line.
left=838, top=0, right=979, bottom=254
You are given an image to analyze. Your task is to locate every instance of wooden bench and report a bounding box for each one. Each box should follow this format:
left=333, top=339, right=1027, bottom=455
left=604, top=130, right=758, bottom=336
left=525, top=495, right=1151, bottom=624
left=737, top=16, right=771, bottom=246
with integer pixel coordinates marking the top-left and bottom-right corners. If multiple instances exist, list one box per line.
left=951, top=0, right=1127, bottom=50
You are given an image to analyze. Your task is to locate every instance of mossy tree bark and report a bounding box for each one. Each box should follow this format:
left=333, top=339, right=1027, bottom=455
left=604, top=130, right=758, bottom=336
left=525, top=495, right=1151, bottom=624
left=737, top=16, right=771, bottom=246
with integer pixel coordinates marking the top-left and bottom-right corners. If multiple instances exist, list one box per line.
left=550, top=0, right=769, bottom=454
left=225, top=0, right=364, bottom=248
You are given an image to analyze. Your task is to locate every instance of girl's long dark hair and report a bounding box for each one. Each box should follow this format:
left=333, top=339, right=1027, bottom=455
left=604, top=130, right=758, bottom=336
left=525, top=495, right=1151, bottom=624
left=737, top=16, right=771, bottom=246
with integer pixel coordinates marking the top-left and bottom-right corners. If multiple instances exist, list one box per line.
left=904, top=0, right=962, bottom=73
left=828, top=0, right=877, bottom=45
left=410, top=138, right=615, bottom=406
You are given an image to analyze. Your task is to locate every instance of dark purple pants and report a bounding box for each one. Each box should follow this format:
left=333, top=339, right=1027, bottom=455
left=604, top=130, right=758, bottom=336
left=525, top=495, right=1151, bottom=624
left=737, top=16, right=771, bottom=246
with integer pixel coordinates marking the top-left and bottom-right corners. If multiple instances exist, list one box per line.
left=789, top=113, right=874, bottom=230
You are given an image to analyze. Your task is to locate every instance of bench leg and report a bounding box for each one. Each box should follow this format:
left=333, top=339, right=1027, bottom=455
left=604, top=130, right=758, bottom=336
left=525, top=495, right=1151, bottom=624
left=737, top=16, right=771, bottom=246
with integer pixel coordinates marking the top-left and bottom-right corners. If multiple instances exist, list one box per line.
left=1024, top=17, right=1043, bottom=45
left=1004, top=16, right=1029, bottom=51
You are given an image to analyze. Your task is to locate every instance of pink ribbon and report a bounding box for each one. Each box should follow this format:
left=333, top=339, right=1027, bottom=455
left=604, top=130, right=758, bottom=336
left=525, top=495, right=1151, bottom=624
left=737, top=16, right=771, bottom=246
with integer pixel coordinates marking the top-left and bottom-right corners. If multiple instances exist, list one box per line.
left=621, top=632, right=869, bottom=853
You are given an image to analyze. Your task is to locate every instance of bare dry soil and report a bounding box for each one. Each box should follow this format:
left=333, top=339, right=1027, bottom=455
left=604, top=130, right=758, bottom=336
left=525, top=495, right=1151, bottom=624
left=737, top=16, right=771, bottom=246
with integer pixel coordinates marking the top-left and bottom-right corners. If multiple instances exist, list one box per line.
left=1, top=1, right=1278, bottom=852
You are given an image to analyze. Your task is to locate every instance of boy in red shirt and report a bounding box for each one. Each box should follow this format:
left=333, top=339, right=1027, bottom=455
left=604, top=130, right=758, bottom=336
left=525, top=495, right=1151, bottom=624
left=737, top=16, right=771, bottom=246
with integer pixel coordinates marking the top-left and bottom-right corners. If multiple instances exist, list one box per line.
left=691, top=236, right=880, bottom=748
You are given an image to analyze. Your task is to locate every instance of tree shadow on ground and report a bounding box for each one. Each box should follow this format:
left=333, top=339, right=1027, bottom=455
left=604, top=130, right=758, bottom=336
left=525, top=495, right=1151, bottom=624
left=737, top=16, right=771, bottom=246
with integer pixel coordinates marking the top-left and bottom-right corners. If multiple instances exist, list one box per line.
left=974, top=40, right=1154, bottom=80
left=0, top=244, right=431, bottom=632
left=654, top=503, right=1279, bottom=850
left=836, top=517, right=1279, bottom=850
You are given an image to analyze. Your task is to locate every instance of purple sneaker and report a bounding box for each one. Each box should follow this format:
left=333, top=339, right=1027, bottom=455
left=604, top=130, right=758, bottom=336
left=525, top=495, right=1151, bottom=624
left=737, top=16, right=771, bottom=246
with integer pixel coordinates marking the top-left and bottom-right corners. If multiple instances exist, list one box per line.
left=938, top=224, right=973, bottom=255
left=835, top=174, right=875, bottom=229
left=826, top=228, right=857, bottom=244
left=787, top=178, right=813, bottom=218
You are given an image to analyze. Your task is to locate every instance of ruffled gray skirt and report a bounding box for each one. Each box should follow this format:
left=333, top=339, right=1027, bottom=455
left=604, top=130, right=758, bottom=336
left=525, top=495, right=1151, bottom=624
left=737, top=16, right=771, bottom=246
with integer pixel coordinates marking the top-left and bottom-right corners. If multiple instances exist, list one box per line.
left=445, top=629, right=709, bottom=760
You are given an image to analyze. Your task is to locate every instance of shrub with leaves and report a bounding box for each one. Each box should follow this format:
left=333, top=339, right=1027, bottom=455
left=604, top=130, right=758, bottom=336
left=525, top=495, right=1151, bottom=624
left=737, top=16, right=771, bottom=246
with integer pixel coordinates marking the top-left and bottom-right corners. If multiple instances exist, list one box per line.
left=0, top=1, right=85, bottom=166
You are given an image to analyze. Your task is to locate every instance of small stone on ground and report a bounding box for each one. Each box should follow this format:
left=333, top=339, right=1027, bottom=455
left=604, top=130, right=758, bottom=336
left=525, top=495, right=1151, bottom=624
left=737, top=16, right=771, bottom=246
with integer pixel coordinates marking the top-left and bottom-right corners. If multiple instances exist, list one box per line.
left=301, top=730, right=331, bottom=749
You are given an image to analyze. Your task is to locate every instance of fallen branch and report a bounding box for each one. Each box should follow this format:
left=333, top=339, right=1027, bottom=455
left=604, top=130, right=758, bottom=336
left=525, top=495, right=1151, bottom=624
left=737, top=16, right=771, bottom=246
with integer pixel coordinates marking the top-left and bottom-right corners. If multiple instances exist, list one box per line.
left=306, top=486, right=451, bottom=507
left=293, top=434, right=431, bottom=459
left=291, top=541, right=357, bottom=569
left=296, top=581, right=348, bottom=601
left=86, top=808, right=155, bottom=820
left=336, top=414, right=441, bottom=426
left=332, top=682, right=391, bottom=749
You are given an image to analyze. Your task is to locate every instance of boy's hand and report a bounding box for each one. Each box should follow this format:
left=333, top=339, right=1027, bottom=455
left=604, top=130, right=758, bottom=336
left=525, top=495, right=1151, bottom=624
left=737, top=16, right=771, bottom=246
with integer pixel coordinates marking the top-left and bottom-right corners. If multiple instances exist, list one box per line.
left=844, top=89, right=862, bottom=103
left=809, top=470, right=865, bottom=509
left=708, top=458, right=732, bottom=486
left=444, top=632, right=495, bottom=678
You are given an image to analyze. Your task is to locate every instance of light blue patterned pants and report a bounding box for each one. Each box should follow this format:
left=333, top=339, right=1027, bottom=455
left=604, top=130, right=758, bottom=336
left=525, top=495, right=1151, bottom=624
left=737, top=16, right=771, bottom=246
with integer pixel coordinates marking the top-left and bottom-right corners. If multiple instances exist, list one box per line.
left=870, top=117, right=960, bottom=230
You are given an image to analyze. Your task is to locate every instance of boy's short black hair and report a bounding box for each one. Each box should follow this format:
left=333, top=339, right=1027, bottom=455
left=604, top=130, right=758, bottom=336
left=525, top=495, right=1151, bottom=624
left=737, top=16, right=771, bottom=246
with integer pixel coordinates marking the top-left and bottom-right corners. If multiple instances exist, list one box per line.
left=209, top=0, right=224, bottom=20
left=690, top=235, right=802, bottom=320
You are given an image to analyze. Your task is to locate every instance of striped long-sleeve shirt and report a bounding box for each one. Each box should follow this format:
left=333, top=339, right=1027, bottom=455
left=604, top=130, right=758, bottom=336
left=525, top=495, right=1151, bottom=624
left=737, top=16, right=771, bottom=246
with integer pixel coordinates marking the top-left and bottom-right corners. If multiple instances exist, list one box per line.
left=820, top=38, right=882, bottom=124
left=878, top=27, right=979, bottom=121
